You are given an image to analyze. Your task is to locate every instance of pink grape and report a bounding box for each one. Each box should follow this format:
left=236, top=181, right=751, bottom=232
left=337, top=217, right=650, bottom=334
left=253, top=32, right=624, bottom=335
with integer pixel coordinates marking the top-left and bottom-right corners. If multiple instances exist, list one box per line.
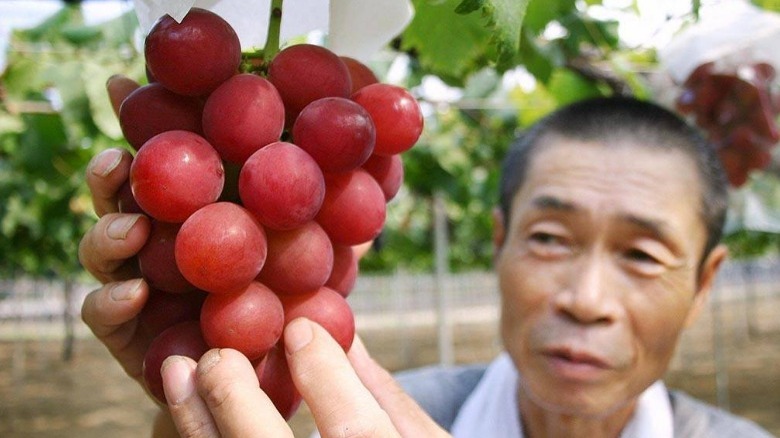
left=176, top=202, right=267, bottom=294
left=145, top=8, right=240, bottom=96
left=281, top=287, right=355, bottom=351
left=142, top=321, right=209, bottom=404
left=352, top=83, right=424, bottom=155
left=202, top=74, right=285, bottom=164
left=316, top=169, right=386, bottom=245
left=117, top=180, right=144, bottom=214
left=362, top=153, right=404, bottom=201
left=130, top=130, right=224, bottom=223
left=326, top=244, right=359, bottom=297
left=200, top=282, right=284, bottom=361
left=119, top=83, right=203, bottom=150
left=268, top=44, right=351, bottom=127
left=239, top=142, right=325, bottom=230
left=138, top=220, right=196, bottom=294
left=139, top=288, right=207, bottom=338
left=292, top=97, right=376, bottom=173
left=340, top=56, right=379, bottom=94
left=255, top=344, right=302, bottom=420
left=257, top=222, right=334, bottom=295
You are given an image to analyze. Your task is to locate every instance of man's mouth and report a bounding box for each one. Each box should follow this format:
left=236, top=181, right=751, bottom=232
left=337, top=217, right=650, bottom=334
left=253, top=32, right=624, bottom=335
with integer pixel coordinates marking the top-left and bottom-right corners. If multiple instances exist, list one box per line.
left=541, top=346, right=613, bottom=381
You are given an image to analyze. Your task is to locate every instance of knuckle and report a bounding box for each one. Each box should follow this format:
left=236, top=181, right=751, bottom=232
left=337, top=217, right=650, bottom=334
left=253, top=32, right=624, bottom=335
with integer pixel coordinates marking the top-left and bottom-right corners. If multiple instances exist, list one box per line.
left=169, top=407, right=216, bottom=438
left=199, top=377, right=241, bottom=413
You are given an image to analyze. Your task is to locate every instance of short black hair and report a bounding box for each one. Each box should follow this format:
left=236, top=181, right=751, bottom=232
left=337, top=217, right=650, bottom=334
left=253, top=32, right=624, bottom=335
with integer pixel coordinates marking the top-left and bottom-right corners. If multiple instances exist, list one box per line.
left=499, top=96, right=728, bottom=262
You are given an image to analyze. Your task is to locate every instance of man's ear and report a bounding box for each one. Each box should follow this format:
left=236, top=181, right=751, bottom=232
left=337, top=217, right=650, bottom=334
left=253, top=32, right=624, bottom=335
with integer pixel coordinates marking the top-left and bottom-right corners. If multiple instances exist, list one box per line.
left=492, top=208, right=506, bottom=256
left=685, top=243, right=728, bottom=328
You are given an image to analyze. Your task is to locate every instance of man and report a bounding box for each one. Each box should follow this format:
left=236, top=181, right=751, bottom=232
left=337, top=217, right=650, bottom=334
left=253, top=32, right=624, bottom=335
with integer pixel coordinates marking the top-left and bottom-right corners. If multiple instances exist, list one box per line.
left=79, top=84, right=773, bottom=436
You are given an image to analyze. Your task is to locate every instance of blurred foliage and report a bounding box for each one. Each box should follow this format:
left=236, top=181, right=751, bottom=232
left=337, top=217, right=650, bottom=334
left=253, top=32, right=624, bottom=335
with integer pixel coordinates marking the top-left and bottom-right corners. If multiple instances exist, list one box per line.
left=0, top=5, right=143, bottom=278
left=752, top=0, right=780, bottom=12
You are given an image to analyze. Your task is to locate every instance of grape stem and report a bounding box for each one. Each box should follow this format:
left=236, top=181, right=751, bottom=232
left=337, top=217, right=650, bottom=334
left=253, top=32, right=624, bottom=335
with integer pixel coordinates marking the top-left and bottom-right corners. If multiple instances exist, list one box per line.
left=265, top=0, right=284, bottom=60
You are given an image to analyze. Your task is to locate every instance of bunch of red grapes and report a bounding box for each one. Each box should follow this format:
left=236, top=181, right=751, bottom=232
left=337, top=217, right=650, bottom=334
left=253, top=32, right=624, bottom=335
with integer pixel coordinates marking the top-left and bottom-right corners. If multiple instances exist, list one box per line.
left=115, top=8, right=422, bottom=418
left=676, top=61, right=780, bottom=187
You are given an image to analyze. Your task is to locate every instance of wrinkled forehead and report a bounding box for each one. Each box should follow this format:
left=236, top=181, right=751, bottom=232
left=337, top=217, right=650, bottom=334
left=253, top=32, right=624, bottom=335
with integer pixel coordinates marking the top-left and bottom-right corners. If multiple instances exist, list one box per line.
left=515, top=137, right=706, bottom=228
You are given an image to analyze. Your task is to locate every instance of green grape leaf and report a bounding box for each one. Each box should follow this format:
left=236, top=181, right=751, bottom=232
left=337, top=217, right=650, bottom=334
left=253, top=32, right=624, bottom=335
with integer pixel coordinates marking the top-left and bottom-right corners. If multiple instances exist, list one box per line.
left=402, top=0, right=493, bottom=84
left=455, top=0, right=485, bottom=14
left=471, top=0, right=531, bottom=69
left=524, top=0, right=576, bottom=33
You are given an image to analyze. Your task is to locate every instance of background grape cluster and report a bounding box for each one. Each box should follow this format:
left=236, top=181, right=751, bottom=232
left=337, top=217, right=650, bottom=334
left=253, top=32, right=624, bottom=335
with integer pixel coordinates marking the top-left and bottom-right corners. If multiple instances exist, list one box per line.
left=676, top=62, right=780, bottom=187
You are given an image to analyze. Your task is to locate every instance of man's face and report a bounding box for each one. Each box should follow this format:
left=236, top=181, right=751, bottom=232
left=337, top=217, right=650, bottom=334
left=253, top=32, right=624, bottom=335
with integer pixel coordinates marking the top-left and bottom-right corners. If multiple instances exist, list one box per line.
left=495, top=137, right=725, bottom=417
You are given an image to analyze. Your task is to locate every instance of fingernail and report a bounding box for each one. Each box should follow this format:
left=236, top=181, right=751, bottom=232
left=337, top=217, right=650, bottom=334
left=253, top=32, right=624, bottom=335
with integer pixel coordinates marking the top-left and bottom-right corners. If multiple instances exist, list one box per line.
left=107, top=214, right=141, bottom=240
left=162, top=356, right=195, bottom=406
left=90, top=149, right=123, bottom=177
left=285, top=318, right=314, bottom=354
left=198, top=349, right=222, bottom=376
left=106, top=74, right=121, bottom=87
left=110, top=279, right=141, bottom=301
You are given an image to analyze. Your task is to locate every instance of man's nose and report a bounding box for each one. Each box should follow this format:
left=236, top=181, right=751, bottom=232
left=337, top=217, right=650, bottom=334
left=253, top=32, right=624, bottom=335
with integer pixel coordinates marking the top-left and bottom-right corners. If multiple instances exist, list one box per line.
left=554, top=251, right=619, bottom=325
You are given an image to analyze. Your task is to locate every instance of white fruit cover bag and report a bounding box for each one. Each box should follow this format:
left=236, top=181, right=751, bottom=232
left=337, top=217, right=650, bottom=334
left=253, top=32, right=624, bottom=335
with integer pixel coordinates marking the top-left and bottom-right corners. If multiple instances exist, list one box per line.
left=659, top=1, right=780, bottom=83
left=130, top=0, right=414, bottom=62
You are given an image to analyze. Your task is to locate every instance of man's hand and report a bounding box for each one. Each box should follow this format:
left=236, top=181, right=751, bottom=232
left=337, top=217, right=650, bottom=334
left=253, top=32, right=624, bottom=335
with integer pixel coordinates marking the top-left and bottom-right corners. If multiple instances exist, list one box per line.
left=78, top=75, right=155, bottom=385
left=163, top=318, right=450, bottom=438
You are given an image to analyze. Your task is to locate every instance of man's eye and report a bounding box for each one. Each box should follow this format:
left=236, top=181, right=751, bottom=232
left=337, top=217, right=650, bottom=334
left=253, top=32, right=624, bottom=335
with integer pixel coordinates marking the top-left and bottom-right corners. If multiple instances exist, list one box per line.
left=529, top=232, right=561, bottom=245
left=527, top=232, right=571, bottom=258
left=625, top=248, right=660, bottom=264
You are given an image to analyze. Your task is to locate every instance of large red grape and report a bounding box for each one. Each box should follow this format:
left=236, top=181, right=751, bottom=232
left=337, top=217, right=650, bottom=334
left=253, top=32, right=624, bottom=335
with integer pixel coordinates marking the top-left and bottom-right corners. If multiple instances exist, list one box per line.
left=268, top=44, right=351, bottom=127
left=117, top=180, right=144, bottom=214
left=176, top=202, right=267, bottom=294
left=202, top=74, right=285, bottom=164
left=257, top=222, right=334, bottom=295
left=138, top=221, right=195, bottom=294
left=139, top=288, right=207, bottom=338
left=255, top=344, right=302, bottom=420
left=352, top=83, right=424, bottom=155
left=326, top=244, right=359, bottom=297
left=142, top=321, right=209, bottom=404
left=200, top=282, right=284, bottom=361
left=362, top=153, right=404, bottom=201
left=130, top=130, right=224, bottom=223
left=145, top=8, right=240, bottom=96
left=316, top=169, right=386, bottom=245
left=281, top=287, right=355, bottom=351
left=119, top=83, right=203, bottom=150
left=239, top=142, right=325, bottom=230
left=340, top=56, right=379, bottom=94
left=292, top=97, right=376, bottom=173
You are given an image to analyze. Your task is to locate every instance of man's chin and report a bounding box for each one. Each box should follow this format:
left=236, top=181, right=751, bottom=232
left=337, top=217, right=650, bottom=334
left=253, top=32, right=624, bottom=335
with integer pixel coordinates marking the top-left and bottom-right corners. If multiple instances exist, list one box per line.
left=518, top=378, right=634, bottom=420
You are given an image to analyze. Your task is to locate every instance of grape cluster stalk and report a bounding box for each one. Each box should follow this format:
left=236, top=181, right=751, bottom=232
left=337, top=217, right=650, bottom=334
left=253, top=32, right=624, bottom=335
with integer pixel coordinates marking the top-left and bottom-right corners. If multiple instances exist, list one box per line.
left=676, top=62, right=780, bottom=187
left=115, top=8, right=423, bottom=418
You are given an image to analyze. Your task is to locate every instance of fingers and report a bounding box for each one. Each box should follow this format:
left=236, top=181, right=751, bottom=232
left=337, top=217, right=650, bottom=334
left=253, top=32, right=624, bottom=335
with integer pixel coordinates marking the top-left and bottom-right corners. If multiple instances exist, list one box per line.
left=347, top=337, right=449, bottom=437
left=106, top=74, right=140, bottom=117
left=164, top=349, right=292, bottom=438
left=80, top=279, right=151, bottom=382
left=285, top=318, right=400, bottom=438
left=85, top=148, right=134, bottom=218
left=78, top=212, right=149, bottom=284
left=161, top=356, right=220, bottom=438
